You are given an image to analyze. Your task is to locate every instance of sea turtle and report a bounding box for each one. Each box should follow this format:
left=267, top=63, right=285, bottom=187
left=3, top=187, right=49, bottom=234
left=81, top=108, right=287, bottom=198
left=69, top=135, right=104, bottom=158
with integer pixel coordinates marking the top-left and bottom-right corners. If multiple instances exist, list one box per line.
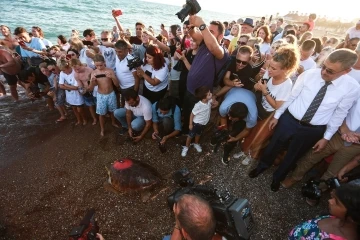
left=104, top=158, right=161, bottom=201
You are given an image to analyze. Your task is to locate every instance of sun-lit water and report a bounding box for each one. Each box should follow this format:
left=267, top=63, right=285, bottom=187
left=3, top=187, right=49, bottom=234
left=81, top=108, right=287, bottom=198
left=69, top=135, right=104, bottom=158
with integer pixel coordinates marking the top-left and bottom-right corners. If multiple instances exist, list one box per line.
left=1, top=0, right=246, bottom=43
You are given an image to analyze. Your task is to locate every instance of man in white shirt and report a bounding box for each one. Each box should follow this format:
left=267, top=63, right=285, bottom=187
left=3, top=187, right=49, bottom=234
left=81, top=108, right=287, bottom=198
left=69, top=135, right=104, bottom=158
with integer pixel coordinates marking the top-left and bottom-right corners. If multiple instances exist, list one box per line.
left=348, top=42, right=360, bottom=84
left=114, top=40, right=140, bottom=106
left=345, top=20, right=360, bottom=44
left=282, top=97, right=360, bottom=190
left=249, top=49, right=360, bottom=192
left=113, top=89, right=152, bottom=143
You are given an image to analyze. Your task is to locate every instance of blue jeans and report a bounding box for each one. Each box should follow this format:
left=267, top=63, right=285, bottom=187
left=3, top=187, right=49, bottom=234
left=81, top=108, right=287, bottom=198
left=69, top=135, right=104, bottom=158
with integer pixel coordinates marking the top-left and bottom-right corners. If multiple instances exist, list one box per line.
left=113, top=108, right=145, bottom=132
left=162, top=236, right=171, bottom=240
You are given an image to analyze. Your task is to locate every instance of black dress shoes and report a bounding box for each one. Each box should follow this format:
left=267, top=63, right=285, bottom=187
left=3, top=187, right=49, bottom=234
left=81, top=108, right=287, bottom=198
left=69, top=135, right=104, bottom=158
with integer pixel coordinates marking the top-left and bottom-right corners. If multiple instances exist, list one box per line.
left=271, top=180, right=281, bottom=192
left=248, top=168, right=266, bottom=178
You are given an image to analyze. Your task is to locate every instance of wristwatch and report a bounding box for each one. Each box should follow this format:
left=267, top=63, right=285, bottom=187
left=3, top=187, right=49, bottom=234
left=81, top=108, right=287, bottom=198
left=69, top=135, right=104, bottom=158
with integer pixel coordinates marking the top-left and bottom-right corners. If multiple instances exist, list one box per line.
left=199, top=24, right=206, bottom=31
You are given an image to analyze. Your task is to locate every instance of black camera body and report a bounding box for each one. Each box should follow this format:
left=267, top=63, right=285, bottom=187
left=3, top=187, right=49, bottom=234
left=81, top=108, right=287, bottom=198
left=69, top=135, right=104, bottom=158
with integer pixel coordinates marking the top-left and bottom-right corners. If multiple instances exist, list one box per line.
left=173, top=168, right=194, bottom=187
left=176, top=0, right=201, bottom=22
left=127, top=57, right=144, bottom=70
left=69, top=208, right=99, bottom=240
left=211, top=126, right=229, bottom=153
left=301, top=177, right=340, bottom=201
left=167, top=185, right=254, bottom=240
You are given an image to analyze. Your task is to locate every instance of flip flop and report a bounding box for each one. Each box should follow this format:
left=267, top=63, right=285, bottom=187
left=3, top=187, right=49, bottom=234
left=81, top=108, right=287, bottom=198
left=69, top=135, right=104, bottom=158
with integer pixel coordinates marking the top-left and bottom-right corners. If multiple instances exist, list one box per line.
left=56, top=118, right=66, bottom=123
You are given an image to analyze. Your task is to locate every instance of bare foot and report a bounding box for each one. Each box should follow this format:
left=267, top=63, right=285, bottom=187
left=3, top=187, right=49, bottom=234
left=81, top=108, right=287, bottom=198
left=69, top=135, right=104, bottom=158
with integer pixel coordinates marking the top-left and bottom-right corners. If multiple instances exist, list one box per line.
left=112, top=123, right=120, bottom=128
left=92, top=120, right=97, bottom=125
left=100, top=131, right=104, bottom=137
left=75, top=121, right=81, bottom=126
left=83, top=121, right=87, bottom=126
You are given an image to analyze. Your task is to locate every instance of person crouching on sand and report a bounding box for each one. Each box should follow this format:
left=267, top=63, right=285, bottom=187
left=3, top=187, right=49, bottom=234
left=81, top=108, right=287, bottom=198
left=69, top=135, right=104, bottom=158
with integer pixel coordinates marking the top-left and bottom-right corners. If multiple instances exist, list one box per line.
left=88, top=54, right=120, bottom=137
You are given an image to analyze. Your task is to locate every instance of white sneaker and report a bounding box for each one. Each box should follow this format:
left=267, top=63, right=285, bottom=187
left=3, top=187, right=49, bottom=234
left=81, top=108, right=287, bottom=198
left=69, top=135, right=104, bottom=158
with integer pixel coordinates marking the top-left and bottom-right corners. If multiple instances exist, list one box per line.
left=241, top=156, right=253, bottom=165
left=181, top=146, right=189, bottom=157
left=193, top=143, right=202, bottom=153
left=233, top=151, right=246, bottom=159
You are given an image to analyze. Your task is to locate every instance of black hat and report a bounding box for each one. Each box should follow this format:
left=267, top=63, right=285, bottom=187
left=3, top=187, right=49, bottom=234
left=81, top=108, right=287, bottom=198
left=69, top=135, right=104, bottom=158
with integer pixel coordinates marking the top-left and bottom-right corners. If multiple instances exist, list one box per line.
left=241, top=18, right=254, bottom=28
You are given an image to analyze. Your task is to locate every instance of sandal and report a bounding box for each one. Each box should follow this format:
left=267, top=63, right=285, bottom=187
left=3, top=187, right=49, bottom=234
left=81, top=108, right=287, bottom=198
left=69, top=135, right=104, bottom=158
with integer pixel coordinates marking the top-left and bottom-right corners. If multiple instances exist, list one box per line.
left=56, top=117, right=66, bottom=123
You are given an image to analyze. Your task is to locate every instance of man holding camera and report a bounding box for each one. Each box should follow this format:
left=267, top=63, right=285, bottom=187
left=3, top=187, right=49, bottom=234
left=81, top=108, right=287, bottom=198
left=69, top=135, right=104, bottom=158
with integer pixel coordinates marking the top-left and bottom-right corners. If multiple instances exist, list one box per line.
left=182, top=15, right=228, bottom=134
left=164, top=194, right=217, bottom=240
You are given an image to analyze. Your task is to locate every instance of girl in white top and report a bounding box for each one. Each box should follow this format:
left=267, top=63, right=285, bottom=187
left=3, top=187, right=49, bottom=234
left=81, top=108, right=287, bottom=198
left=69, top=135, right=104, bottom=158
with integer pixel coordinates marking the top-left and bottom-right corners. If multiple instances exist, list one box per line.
left=237, top=45, right=300, bottom=165
left=57, top=60, right=87, bottom=126
left=136, top=45, right=168, bottom=103
left=256, top=26, right=272, bottom=55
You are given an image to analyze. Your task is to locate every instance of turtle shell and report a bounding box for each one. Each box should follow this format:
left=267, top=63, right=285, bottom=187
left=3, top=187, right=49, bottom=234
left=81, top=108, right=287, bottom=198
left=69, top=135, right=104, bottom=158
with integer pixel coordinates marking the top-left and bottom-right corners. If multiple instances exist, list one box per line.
left=108, top=158, right=161, bottom=192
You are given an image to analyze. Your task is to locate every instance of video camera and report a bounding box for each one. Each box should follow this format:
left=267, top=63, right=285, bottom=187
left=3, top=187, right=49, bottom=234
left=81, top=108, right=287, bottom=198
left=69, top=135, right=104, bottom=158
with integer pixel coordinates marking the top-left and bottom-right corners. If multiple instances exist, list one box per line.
left=127, top=57, right=144, bottom=70
left=167, top=185, right=254, bottom=240
left=69, top=208, right=99, bottom=240
left=175, top=0, right=201, bottom=22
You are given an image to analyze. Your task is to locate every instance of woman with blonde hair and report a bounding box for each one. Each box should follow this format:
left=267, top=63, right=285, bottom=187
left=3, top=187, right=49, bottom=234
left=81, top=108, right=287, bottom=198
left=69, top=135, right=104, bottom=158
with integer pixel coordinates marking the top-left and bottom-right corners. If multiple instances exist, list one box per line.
left=234, top=45, right=300, bottom=165
left=228, top=24, right=241, bottom=54
left=68, top=37, right=95, bottom=69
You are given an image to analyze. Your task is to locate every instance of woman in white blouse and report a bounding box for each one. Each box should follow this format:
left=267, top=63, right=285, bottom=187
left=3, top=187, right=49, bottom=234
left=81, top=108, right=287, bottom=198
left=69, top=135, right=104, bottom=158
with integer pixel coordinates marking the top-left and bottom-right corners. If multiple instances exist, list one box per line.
left=256, top=25, right=272, bottom=55
left=136, top=45, right=168, bottom=103
left=236, top=45, right=300, bottom=165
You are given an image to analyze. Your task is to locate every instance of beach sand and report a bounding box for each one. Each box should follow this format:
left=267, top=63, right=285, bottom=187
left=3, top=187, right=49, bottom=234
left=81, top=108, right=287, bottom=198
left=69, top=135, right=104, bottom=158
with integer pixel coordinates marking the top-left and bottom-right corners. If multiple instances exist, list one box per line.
left=0, top=90, right=329, bottom=240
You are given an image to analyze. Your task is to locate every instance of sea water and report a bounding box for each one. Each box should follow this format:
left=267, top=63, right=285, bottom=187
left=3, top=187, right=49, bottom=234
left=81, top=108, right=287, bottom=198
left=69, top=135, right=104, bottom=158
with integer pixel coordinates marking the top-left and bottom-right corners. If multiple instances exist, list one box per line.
left=0, top=0, right=245, bottom=43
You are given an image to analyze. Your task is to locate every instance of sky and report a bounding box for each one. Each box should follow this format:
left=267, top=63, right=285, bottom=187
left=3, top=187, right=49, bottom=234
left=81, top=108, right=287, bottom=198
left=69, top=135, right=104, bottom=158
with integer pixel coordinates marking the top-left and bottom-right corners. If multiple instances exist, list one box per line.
left=143, top=0, right=359, bottom=21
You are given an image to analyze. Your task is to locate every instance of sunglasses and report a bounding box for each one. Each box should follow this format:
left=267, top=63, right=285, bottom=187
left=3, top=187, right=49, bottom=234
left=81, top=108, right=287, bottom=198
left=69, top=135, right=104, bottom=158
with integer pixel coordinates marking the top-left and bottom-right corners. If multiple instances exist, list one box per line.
left=101, top=38, right=109, bottom=41
left=237, top=41, right=246, bottom=45
left=236, top=59, right=248, bottom=65
left=320, top=64, right=344, bottom=75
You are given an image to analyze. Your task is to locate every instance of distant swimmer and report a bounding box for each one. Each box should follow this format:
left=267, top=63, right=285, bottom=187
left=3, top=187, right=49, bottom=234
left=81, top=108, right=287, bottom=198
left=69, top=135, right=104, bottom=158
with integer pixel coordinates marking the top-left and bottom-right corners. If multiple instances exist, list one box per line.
left=0, top=25, right=19, bottom=51
left=0, top=48, right=22, bottom=100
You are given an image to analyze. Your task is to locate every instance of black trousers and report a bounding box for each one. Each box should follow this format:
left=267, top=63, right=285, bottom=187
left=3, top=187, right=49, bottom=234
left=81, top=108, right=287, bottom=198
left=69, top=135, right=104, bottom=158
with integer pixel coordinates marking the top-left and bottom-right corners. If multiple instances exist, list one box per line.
left=143, top=85, right=167, bottom=104
left=256, top=111, right=326, bottom=182
left=223, top=120, right=246, bottom=158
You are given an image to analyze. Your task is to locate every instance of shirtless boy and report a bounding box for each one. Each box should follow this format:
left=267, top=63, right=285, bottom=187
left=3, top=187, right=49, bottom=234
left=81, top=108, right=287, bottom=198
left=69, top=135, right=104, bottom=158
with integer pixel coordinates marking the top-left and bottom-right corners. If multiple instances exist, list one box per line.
left=0, top=25, right=19, bottom=51
left=70, top=59, right=97, bottom=125
left=89, top=54, right=120, bottom=136
left=0, top=47, right=21, bottom=100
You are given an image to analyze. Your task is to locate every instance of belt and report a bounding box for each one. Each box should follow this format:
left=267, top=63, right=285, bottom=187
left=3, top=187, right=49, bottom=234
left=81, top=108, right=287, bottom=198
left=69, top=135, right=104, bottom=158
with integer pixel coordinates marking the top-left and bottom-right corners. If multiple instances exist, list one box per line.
left=286, top=110, right=325, bottom=128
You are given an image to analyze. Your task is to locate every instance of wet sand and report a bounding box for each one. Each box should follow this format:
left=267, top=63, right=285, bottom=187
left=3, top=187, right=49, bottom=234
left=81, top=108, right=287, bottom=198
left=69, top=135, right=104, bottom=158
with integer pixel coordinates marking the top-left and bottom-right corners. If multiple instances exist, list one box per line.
left=0, top=90, right=329, bottom=240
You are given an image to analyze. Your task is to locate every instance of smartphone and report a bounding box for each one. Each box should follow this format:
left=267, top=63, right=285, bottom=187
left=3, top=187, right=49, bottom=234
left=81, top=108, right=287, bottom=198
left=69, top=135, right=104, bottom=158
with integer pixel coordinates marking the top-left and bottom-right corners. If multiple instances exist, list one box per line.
left=254, top=44, right=261, bottom=57
left=66, top=54, right=72, bottom=59
left=232, top=73, right=239, bottom=80
left=82, top=40, right=93, bottom=46
left=19, top=41, right=26, bottom=47
left=286, top=30, right=296, bottom=36
left=176, top=49, right=182, bottom=55
left=145, top=70, right=152, bottom=77
left=95, top=74, right=106, bottom=78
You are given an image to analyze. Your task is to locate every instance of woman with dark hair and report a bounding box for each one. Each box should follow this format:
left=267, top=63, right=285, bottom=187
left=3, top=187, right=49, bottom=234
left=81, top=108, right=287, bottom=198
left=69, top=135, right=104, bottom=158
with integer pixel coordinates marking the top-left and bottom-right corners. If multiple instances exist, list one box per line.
left=136, top=45, right=168, bottom=103
left=66, top=49, right=79, bottom=60
left=57, top=35, right=70, bottom=51
left=256, top=25, right=272, bottom=55
left=288, top=184, right=360, bottom=240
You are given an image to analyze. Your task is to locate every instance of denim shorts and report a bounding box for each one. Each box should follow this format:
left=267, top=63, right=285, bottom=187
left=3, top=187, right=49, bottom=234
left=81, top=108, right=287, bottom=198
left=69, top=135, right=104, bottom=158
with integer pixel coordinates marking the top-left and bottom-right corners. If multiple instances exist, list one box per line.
left=188, top=122, right=205, bottom=138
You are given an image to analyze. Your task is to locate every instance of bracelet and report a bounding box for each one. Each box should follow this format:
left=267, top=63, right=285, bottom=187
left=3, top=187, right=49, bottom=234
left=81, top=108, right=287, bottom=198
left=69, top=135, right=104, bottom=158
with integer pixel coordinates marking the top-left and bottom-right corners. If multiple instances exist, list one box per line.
left=263, top=91, right=270, bottom=96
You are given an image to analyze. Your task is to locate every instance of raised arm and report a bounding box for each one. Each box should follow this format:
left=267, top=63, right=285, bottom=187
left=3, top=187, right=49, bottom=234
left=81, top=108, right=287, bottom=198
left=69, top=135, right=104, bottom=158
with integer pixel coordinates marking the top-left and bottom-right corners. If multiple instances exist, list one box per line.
left=112, top=11, right=124, bottom=33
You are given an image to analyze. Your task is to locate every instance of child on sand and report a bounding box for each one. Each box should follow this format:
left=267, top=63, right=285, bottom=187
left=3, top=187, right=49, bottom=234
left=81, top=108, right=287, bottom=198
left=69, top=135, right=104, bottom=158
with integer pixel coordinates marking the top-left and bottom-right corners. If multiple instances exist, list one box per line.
left=181, top=86, right=216, bottom=157
left=89, top=54, right=120, bottom=137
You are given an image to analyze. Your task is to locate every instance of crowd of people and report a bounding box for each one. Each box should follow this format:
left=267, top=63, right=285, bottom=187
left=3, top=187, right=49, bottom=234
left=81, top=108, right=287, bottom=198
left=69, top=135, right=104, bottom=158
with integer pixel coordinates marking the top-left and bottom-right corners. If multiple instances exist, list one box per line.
left=1, top=10, right=360, bottom=240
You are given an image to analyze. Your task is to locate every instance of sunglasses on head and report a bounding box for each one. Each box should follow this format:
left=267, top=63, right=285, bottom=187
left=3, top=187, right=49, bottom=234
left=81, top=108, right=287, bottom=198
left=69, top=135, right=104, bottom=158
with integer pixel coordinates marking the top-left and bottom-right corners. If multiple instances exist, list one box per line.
left=237, top=41, right=246, bottom=45
left=236, top=59, right=248, bottom=65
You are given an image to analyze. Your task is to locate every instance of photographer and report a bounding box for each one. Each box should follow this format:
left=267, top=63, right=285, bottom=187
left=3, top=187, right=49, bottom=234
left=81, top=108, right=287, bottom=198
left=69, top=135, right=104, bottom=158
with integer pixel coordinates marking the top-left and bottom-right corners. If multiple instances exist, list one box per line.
left=288, top=184, right=360, bottom=240
left=152, top=97, right=182, bottom=145
left=182, top=16, right=228, bottom=134
left=163, top=194, right=216, bottom=240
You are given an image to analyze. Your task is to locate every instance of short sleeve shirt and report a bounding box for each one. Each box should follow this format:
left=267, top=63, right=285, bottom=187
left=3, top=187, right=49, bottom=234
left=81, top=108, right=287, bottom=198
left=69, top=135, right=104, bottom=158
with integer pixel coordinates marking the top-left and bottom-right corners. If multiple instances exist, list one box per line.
left=125, top=95, right=152, bottom=121
left=19, top=37, right=46, bottom=58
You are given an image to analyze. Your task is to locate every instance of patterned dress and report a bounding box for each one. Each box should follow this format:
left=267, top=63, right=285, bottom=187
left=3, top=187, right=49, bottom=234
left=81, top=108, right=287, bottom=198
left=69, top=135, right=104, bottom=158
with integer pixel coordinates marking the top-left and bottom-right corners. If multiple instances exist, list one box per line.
left=288, top=215, right=347, bottom=240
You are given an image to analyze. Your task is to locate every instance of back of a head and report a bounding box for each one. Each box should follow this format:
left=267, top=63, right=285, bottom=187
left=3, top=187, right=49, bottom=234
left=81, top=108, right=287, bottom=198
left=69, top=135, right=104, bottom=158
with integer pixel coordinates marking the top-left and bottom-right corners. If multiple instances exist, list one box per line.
left=123, top=89, right=138, bottom=101
left=115, top=39, right=128, bottom=50
left=83, top=28, right=94, bottom=38
left=229, top=102, right=248, bottom=119
left=301, top=39, right=316, bottom=51
left=157, top=97, right=172, bottom=111
left=327, top=49, right=358, bottom=70
left=177, top=194, right=216, bottom=240
left=194, top=86, right=210, bottom=100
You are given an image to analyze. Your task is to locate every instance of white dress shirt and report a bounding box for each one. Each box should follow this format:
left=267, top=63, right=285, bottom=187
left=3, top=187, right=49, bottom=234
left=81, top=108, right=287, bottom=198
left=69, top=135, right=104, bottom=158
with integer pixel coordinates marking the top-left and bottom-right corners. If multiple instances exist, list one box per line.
left=115, top=54, right=136, bottom=89
left=125, top=95, right=152, bottom=121
left=345, top=98, right=360, bottom=132
left=274, top=69, right=360, bottom=140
